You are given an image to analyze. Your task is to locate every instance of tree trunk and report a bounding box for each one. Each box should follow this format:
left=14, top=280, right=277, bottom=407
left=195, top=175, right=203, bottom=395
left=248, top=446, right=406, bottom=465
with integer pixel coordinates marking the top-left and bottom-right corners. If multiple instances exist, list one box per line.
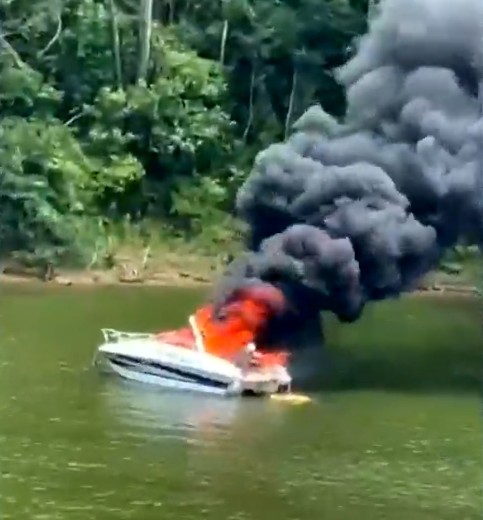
left=219, top=19, right=229, bottom=65
left=108, top=0, right=123, bottom=89
left=137, top=0, right=154, bottom=82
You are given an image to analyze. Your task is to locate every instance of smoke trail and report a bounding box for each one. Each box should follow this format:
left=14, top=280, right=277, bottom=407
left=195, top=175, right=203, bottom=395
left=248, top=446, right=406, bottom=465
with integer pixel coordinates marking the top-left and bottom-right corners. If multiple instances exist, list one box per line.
left=214, top=0, right=483, bottom=348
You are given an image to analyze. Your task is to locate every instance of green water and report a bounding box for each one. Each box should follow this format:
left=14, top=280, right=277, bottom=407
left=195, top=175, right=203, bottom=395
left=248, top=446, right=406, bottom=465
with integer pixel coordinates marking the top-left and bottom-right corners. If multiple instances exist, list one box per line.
left=0, top=284, right=481, bottom=520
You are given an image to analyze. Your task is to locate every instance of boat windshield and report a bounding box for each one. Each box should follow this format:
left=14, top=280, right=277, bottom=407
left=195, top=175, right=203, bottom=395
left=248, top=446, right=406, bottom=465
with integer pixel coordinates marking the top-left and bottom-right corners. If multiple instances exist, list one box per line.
left=154, top=328, right=195, bottom=349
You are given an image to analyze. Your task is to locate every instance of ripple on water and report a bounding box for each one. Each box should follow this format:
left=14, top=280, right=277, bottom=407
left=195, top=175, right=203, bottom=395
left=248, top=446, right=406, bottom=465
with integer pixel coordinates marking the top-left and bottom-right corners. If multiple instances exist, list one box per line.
left=0, top=288, right=481, bottom=520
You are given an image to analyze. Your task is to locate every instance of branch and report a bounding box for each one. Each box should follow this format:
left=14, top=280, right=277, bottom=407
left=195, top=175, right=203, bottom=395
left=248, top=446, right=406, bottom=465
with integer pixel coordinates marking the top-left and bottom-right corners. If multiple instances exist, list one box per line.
left=219, top=19, right=229, bottom=65
left=242, top=63, right=256, bottom=142
left=0, top=30, right=27, bottom=69
left=38, top=6, right=63, bottom=58
left=64, top=109, right=87, bottom=127
left=284, top=67, right=298, bottom=140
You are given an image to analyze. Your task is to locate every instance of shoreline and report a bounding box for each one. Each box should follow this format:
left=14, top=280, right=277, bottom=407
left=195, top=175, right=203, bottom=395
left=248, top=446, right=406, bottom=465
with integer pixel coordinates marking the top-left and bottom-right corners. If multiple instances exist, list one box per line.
left=0, top=266, right=479, bottom=298
left=0, top=267, right=212, bottom=288
left=0, top=251, right=221, bottom=289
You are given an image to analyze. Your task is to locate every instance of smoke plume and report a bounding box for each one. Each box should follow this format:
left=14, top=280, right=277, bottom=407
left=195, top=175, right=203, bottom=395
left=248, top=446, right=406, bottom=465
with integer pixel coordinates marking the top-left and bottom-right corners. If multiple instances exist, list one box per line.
left=214, top=0, right=483, bottom=349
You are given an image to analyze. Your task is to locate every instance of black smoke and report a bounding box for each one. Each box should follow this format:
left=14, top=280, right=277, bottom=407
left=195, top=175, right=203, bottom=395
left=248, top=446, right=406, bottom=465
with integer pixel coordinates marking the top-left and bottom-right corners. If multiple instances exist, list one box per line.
left=214, top=0, right=483, bottom=351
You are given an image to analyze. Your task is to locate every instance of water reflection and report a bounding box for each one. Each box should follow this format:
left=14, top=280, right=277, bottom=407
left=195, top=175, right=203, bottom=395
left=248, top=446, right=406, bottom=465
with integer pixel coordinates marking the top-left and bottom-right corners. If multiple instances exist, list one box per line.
left=99, top=378, right=293, bottom=445
left=0, top=287, right=480, bottom=520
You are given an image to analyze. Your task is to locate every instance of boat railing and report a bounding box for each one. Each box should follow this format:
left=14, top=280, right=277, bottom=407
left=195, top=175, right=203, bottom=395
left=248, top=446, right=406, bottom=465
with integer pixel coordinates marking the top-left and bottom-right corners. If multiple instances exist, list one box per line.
left=101, top=328, right=154, bottom=344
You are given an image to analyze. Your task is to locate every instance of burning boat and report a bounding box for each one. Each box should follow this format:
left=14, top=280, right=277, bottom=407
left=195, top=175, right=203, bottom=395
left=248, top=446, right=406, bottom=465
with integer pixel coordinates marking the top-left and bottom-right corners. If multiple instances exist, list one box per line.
left=94, top=286, right=292, bottom=397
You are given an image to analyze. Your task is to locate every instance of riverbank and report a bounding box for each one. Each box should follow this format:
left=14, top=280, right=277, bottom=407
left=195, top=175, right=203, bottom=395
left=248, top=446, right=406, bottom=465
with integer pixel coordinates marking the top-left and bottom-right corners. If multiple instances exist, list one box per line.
left=0, top=250, right=221, bottom=288
left=0, top=249, right=480, bottom=297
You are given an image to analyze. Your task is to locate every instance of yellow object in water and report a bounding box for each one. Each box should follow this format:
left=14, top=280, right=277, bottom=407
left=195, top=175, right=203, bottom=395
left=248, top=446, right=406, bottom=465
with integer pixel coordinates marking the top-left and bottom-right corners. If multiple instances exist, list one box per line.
left=270, top=393, right=311, bottom=405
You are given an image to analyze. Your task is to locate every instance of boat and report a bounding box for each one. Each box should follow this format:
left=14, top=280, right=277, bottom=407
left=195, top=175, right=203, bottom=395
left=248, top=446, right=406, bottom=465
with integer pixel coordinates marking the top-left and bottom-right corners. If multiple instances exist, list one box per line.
left=93, top=315, right=292, bottom=397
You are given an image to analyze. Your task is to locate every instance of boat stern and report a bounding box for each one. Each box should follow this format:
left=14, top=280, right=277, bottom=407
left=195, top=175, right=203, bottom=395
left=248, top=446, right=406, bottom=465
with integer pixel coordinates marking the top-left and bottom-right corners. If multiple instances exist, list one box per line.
left=241, top=364, right=292, bottom=396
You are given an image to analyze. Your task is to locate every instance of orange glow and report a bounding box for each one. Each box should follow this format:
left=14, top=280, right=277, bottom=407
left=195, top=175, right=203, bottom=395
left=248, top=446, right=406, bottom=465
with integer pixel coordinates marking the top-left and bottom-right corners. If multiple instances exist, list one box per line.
left=155, top=327, right=194, bottom=349
left=252, top=350, right=290, bottom=368
left=193, top=286, right=285, bottom=360
left=155, top=285, right=290, bottom=367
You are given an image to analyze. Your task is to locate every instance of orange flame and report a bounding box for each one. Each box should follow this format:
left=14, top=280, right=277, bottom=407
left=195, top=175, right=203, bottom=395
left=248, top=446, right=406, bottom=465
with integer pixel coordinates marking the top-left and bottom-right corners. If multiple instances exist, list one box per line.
left=194, top=285, right=285, bottom=357
left=156, top=285, right=289, bottom=367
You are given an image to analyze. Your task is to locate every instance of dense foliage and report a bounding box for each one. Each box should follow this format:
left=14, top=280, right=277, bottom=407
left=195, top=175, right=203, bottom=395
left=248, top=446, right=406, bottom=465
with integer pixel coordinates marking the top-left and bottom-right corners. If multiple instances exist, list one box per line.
left=0, top=0, right=371, bottom=268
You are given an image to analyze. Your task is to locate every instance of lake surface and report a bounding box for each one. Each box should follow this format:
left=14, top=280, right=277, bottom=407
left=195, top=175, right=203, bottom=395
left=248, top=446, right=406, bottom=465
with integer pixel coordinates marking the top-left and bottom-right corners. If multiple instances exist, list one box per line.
left=0, top=284, right=481, bottom=520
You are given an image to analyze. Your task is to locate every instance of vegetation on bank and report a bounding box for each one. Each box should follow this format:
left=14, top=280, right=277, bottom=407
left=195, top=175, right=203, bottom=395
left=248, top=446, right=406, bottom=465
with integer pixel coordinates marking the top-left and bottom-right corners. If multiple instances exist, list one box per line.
left=0, top=0, right=480, bottom=288
left=0, top=0, right=368, bottom=274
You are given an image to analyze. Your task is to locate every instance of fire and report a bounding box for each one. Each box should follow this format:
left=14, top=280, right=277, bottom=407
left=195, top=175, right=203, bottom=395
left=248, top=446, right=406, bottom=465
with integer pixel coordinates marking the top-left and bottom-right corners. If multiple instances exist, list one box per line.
left=155, top=285, right=289, bottom=367
left=195, top=285, right=286, bottom=359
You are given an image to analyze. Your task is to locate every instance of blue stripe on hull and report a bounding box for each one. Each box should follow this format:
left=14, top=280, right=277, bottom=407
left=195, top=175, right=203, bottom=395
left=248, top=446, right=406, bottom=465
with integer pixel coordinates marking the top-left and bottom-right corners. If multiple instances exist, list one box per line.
left=108, top=354, right=230, bottom=390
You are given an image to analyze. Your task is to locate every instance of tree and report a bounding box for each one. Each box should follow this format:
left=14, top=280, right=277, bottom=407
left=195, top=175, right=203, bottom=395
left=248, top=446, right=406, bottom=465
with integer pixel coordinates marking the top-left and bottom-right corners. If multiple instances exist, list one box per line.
left=0, top=0, right=369, bottom=266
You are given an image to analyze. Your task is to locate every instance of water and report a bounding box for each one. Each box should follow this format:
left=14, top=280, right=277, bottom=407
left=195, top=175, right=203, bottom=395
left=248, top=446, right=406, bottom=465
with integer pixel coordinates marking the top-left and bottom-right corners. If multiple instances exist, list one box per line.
left=0, top=283, right=481, bottom=520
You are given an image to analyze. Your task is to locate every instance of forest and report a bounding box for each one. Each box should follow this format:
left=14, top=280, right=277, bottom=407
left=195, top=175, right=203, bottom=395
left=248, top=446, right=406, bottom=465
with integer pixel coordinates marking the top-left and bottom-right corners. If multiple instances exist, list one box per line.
left=0, top=0, right=476, bottom=281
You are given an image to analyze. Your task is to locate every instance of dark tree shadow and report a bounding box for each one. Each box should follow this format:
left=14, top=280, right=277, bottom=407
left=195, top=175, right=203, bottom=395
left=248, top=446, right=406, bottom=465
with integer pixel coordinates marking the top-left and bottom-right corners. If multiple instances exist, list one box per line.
left=289, top=297, right=482, bottom=395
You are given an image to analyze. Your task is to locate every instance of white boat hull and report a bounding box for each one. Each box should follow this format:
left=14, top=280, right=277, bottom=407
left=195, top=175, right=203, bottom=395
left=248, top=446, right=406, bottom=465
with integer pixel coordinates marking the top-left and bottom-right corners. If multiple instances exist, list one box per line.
left=104, top=357, right=236, bottom=396
left=94, top=329, right=291, bottom=398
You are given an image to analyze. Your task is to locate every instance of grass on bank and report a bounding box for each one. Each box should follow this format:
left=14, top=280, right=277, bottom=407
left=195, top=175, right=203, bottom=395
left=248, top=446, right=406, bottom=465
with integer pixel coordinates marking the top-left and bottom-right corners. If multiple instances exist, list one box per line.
left=423, top=245, right=482, bottom=293
left=1, top=216, right=481, bottom=291
left=1, top=215, right=244, bottom=285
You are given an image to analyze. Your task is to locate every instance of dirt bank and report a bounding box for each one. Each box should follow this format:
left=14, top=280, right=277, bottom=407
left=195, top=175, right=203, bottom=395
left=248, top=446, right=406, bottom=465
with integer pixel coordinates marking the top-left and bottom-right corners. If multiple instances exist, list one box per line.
left=0, top=262, right=479, bottom=298
left=0, top=252, right=220, bottom=288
